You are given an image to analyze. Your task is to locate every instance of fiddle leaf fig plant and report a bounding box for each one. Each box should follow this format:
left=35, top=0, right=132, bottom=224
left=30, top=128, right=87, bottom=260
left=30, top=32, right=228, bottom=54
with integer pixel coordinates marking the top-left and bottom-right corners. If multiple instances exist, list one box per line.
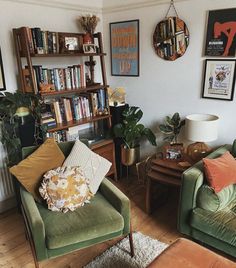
left=159, top=112, right=185, bottom=144
left=113, top=106, right=157, bottom=149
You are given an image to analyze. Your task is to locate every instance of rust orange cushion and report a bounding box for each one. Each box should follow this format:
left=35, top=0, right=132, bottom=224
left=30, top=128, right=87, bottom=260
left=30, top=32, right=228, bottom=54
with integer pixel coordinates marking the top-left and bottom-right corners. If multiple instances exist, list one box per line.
left=203, top=151, right=236, bottom=193
left=10, top=138, right=65, bottom=202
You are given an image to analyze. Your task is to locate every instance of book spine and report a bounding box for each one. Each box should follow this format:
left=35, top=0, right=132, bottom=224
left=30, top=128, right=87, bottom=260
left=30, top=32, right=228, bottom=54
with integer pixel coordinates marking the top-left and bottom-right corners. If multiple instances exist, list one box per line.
left=34, top=28, right=44, bottom=54
left=65, top=68, right=72, bottom=90
left=58, top=68, right=65, bottom=91
left=53, top=101, right=62, bottom=123
left=52, top=32, right=57, bottom=53
left=47, top=32, right=53, bottom=54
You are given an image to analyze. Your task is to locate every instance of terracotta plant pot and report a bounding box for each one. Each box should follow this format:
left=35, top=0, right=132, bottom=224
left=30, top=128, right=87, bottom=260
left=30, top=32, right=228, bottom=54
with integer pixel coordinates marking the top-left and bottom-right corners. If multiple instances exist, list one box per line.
left=83, top=32, right=93, bottom=44
left=121, top=145, right=140, bottom=166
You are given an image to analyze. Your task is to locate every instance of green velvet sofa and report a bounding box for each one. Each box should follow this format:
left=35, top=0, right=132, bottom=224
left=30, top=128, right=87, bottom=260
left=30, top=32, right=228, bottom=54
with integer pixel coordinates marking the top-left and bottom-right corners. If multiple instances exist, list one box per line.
left=19, top=141, right=133, bottom=268
left=178, top=141, right=236, bottom=258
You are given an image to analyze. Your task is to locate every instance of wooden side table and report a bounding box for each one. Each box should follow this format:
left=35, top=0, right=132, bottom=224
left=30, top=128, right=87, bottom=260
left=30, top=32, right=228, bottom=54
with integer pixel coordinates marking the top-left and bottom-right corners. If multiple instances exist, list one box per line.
left=146, top=157, right=190, bottom=214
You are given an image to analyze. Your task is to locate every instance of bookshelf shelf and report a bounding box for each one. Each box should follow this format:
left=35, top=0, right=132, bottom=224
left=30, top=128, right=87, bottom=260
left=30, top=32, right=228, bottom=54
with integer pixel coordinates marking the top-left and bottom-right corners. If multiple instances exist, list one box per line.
left=47, top=114, right=112, bottom=132
left=21, top=52, right=107, bottom=58
left=40, top=84, right=108, bottom=96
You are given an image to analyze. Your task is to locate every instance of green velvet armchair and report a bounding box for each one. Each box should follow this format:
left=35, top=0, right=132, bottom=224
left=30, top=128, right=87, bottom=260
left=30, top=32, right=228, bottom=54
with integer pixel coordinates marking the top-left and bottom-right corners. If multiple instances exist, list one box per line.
left=19, top=141, right=134, bottom=268
left=178, top=142, right=236, bottom=258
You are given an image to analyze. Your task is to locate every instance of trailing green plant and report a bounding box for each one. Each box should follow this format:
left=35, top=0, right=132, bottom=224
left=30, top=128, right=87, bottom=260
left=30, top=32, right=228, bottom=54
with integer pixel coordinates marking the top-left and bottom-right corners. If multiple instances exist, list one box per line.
left=159, top=112, right=185, bottom=144
left=113, top=106, right=157, bottom=149
left=0, top=91, right=45, bottom=166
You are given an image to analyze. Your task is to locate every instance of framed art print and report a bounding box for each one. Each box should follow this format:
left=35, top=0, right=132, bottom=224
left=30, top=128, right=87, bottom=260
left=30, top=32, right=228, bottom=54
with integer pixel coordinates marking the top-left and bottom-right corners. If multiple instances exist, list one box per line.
left=110, top=20, right=139, bottom=76
left=0, top=49, right=6, bottom=91
left=202, top=59, right=236, bottom=101
left=205, top=8, right=236, bottom=56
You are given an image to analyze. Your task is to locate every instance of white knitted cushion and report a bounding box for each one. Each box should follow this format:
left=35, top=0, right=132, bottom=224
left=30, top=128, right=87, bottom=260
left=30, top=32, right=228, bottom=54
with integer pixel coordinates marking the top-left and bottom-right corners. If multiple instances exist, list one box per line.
left=63, top=140, right=111, bottom=194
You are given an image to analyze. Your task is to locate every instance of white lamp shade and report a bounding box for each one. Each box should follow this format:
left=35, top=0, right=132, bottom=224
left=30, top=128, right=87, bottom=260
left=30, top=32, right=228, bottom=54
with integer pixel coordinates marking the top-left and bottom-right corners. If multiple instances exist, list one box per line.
left=185, top=114, right=219, bottom=142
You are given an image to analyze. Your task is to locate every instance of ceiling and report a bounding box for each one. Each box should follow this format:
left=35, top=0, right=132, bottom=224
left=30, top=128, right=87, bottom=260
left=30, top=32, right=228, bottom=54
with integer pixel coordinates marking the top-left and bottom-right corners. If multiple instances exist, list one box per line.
left=5, top=0, right=189, bottom=13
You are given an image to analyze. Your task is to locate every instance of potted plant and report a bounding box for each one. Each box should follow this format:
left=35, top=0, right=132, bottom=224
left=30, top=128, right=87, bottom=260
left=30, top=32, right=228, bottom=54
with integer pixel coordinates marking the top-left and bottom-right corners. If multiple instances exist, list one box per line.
left=0, top=91, right=43, bottom=166
left=159, top=112, right=185, bottom=144
left=113, top=106, right=157, bottom=166
left=78, top=15, right=100, bottom=44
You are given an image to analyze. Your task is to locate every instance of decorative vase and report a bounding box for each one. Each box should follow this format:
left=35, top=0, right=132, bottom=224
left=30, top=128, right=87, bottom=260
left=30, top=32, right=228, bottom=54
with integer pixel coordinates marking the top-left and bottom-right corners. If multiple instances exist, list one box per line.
left=121, top=145, right=140, bottom=166
left=83, top=32, right=93, bottom=44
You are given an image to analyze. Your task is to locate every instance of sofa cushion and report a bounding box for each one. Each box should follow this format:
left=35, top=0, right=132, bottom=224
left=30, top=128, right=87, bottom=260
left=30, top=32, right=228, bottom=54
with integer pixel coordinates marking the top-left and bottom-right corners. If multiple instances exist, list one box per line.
left=203, top=151, right=236, bottom=193
left=190, top=204, right=236, bottom=247
left=39, top=166, right=93, bottom=213
left=63, top=140, right=111, bottom=194
left=197, top=184, right=236, bottom=212
left=37, top=191, right=124, bottom=249
left=10, top=138, right=65, bottom=202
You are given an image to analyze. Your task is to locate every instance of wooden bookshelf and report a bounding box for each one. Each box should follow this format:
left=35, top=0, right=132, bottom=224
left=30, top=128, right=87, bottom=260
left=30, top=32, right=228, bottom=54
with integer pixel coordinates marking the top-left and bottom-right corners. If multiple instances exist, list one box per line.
left=13, top=26, right=117, bottom=179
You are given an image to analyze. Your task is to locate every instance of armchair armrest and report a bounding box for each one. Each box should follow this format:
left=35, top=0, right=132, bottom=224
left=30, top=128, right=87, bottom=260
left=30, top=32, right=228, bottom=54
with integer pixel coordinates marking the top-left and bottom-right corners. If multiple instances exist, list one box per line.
left=178, top=144, right=231, bottom=236
left=20, top=187, right=48, bottom=261
left=99, top=178, right=130, bottom=235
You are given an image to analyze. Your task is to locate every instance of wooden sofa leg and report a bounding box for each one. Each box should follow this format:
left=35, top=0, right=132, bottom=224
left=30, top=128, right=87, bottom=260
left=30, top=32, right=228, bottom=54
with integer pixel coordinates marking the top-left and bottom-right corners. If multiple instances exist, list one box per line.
left=21, top=205, right=40, bottom=268
left=129, top=232, right=134, bottom=257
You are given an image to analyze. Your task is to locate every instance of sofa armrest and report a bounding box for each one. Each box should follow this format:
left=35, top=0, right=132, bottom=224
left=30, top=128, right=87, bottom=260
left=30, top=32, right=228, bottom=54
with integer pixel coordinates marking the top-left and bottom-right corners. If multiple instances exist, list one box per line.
left=20, top=187, right=48, bottom=261
left=178, top=144, right=232, bottom=236
left=99, top=178, right=130, bottom=235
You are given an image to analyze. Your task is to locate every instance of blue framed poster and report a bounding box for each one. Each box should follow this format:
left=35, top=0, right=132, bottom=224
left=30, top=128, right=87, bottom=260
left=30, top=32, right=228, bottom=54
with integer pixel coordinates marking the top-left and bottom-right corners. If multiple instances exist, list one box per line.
left=110, top=20, right=139, bottom=76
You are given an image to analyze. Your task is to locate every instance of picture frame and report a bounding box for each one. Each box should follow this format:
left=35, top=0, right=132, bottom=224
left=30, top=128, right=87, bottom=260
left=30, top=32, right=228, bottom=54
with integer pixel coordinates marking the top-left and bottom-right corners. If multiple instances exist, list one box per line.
left=83, top=44, right=96, bottom=54
left=163, top=144, right=184, bottom=161
left=58, top=33, right=82, bottom=53
left=0, top=49, right=6, bottom=91
left=202, top=59, right=236, bottom=101
left=205, top=8, right=236, bottom=57
left=110, top=20, right=139, bottom=76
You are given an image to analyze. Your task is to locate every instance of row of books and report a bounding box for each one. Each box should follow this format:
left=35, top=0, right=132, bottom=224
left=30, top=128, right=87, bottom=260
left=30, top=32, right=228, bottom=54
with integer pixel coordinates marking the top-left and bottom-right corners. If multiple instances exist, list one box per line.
left=23, top=64, right=86, bottom=93
left=24, top=27, right=60, bottom=54
left=157, top=32, right=187, bottom=59
left=157, top=17, right=185, bottom=41
left=46, top=130, right=76, bottom=143
left=42, top=90, right=108, bottom=126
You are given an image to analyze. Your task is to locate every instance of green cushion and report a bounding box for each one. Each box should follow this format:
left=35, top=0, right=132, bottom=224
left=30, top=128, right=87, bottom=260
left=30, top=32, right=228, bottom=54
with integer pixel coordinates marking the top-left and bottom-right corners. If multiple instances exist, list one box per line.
left=190, top=204, right=236, bottom=247
left=197, top=184, right=236, bottom=212
left=37, top=192, right=124, bottom=249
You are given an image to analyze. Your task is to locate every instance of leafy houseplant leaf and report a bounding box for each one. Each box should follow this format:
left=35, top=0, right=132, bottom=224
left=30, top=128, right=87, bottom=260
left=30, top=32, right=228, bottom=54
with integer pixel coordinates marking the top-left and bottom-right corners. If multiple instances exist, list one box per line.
left=113, top=106, right=156, bottom=148
left=159, top=112, right=184, bottom=143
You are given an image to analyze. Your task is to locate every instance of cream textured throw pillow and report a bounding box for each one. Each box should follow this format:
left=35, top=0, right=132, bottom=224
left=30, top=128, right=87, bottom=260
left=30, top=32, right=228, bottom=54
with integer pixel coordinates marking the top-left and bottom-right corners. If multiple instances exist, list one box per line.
left=63, top=140, right=112, bottom=194
left=39, top=166, right=93, bottom=213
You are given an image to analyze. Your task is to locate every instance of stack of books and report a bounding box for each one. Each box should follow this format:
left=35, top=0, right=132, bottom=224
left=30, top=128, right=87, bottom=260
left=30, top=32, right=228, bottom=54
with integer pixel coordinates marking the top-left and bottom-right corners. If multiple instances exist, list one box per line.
left=23, top=64, right=86, bottom=93
left=41, top=111, right=56, bottom=128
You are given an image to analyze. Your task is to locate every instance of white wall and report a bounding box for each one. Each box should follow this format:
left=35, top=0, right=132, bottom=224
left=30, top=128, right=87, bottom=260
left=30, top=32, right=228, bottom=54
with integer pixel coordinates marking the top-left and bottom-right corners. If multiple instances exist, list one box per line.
left=103, top=0, right=236, bottom=155
left=0, top=0, right=103, bottom=92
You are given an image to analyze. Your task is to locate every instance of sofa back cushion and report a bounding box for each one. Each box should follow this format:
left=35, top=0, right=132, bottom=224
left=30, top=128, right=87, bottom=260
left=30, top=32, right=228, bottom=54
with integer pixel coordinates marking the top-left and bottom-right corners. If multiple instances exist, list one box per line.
left=197, top=184, right=236, bottom=212
left=203, top=151, right=236, bottom=193
left=10, top=139, right=65, bottom=202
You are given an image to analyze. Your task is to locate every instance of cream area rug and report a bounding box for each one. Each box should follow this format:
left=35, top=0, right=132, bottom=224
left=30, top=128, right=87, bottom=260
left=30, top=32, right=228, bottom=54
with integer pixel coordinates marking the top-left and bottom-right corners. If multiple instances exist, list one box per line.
left=84, top=232, right=168, bottom=268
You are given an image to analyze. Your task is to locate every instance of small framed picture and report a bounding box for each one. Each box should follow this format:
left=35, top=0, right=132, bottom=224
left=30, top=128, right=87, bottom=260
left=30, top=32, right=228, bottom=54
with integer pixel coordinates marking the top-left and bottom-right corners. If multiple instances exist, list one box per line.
left=0, top=49, right=6, bottom=91
left=163, top=144, right=184, bottom=161
left=83, top=44, right=96, bottom=54
left=202, top=59, right=236, bottom=101
left=59, top=33, right=82, bottom=53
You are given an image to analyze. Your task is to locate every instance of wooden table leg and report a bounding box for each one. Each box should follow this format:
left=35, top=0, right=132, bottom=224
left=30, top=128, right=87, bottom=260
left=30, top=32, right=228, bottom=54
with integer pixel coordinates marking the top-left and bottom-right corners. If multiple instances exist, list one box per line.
left=146, top=176, right=152, bottom=214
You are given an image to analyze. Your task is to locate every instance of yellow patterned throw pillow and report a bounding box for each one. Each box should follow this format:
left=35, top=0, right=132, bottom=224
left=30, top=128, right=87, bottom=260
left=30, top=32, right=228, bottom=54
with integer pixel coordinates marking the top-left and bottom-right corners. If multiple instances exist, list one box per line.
left=39, top=166, right=93, bottom=213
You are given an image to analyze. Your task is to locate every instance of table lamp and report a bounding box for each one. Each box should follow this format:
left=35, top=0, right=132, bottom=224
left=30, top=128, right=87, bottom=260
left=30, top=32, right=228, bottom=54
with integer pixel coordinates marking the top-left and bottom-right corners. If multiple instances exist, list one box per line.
left=185, top=114, right=219, bottom=162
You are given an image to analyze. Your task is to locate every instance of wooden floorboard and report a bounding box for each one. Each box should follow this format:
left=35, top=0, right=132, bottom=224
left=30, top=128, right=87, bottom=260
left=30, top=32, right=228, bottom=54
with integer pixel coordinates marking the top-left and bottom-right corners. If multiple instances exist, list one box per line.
left=0, top=176, right=234, bottom=267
